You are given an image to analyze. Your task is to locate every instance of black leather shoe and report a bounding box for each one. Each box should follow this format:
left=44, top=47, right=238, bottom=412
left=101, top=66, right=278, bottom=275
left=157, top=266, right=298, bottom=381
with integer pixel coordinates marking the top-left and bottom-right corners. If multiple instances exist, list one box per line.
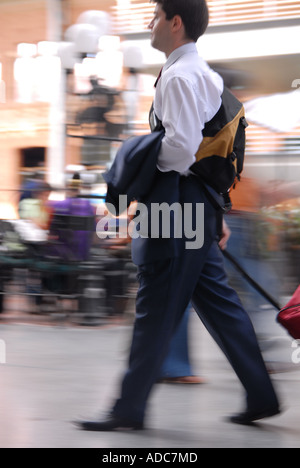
left=75, top=414, right=144, bottom=432
left=229, top=406, right=281, bottom=426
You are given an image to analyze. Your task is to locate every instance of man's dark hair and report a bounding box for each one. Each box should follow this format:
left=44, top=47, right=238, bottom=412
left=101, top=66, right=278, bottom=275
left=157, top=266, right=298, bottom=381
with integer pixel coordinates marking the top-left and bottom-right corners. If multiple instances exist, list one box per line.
left=152, top=0, right=209, bottom=42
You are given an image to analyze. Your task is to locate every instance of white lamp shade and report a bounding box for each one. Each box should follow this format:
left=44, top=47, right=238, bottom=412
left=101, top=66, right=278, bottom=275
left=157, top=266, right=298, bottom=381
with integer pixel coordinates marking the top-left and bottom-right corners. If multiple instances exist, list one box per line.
left=74, top=24, right=100, bottom=54
left=76, top=10, right=111, bottom=36
left=244, top=89, right=300, bottom=133
left=64, top=24, right=83, bottom=42
left=64, top=23, right=100, bottom=54
left=57, top=42, right=79, bottom=69
left=122, top=44, right=144, bottom=69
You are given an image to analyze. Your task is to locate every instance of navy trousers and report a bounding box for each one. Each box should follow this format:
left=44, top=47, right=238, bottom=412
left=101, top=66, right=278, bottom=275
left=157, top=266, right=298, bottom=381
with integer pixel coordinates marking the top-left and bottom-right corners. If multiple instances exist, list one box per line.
left=112, top=177, right=279, bottom=424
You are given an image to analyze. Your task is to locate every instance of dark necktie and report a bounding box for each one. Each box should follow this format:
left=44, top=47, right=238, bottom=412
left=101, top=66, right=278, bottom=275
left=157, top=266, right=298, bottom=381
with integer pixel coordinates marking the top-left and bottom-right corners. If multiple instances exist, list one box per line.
left=154, top=68, right=162, bottom=88
left=149, top=68, right=164, bottom=131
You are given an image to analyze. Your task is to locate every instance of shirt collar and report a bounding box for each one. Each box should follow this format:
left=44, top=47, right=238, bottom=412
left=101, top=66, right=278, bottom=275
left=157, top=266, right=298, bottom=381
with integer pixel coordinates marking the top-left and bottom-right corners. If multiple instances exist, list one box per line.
left=164, top=42, right=197, bottom=71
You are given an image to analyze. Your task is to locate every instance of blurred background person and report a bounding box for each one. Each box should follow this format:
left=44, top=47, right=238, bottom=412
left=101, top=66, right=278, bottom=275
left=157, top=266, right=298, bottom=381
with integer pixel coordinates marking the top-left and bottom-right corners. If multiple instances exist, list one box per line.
left=158, top=304, right=205, bottom=384
left=19, top=180, right=53, bottom=234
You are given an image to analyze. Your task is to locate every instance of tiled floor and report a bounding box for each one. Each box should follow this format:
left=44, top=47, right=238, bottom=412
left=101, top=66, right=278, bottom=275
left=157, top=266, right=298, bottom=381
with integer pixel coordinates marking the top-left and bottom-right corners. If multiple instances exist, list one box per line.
left=1, top=300, right=300, bottom=448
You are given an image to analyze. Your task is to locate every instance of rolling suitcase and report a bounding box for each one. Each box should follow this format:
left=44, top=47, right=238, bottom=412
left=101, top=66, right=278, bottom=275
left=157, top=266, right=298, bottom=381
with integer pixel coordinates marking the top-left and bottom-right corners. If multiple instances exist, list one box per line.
left=277, top=286, right=300, bottom=340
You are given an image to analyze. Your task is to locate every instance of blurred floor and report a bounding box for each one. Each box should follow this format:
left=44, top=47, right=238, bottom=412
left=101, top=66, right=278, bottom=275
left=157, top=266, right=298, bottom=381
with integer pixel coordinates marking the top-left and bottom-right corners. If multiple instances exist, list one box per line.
left=1, top=296, right=300, bottom=448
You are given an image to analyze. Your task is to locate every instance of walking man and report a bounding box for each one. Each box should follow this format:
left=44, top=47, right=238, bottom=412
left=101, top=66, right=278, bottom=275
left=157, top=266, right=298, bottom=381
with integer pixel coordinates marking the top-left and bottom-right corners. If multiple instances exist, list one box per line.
left=78, top=0, right=280, bottom=431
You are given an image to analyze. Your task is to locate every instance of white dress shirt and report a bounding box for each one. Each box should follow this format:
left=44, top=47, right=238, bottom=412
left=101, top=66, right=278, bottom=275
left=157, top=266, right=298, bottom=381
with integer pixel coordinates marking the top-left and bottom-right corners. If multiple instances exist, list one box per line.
left=154, top=42, right=224, bottom=174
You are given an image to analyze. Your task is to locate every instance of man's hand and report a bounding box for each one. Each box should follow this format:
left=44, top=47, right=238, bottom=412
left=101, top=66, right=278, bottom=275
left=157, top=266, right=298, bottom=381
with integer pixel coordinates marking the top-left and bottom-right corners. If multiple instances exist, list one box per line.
left=219, top=218, right=231, bottom=251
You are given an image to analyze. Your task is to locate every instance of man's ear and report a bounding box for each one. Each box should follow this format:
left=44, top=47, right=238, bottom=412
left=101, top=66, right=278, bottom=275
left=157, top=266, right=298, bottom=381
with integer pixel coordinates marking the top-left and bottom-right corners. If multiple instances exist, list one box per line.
left=171, top=14, right=184, bottom=33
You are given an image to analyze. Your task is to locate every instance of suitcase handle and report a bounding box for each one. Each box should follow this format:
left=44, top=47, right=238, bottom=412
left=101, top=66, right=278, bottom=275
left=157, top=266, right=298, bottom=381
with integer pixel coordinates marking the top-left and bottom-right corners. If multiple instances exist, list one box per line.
left=222, top=249, right=281, bottom=311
